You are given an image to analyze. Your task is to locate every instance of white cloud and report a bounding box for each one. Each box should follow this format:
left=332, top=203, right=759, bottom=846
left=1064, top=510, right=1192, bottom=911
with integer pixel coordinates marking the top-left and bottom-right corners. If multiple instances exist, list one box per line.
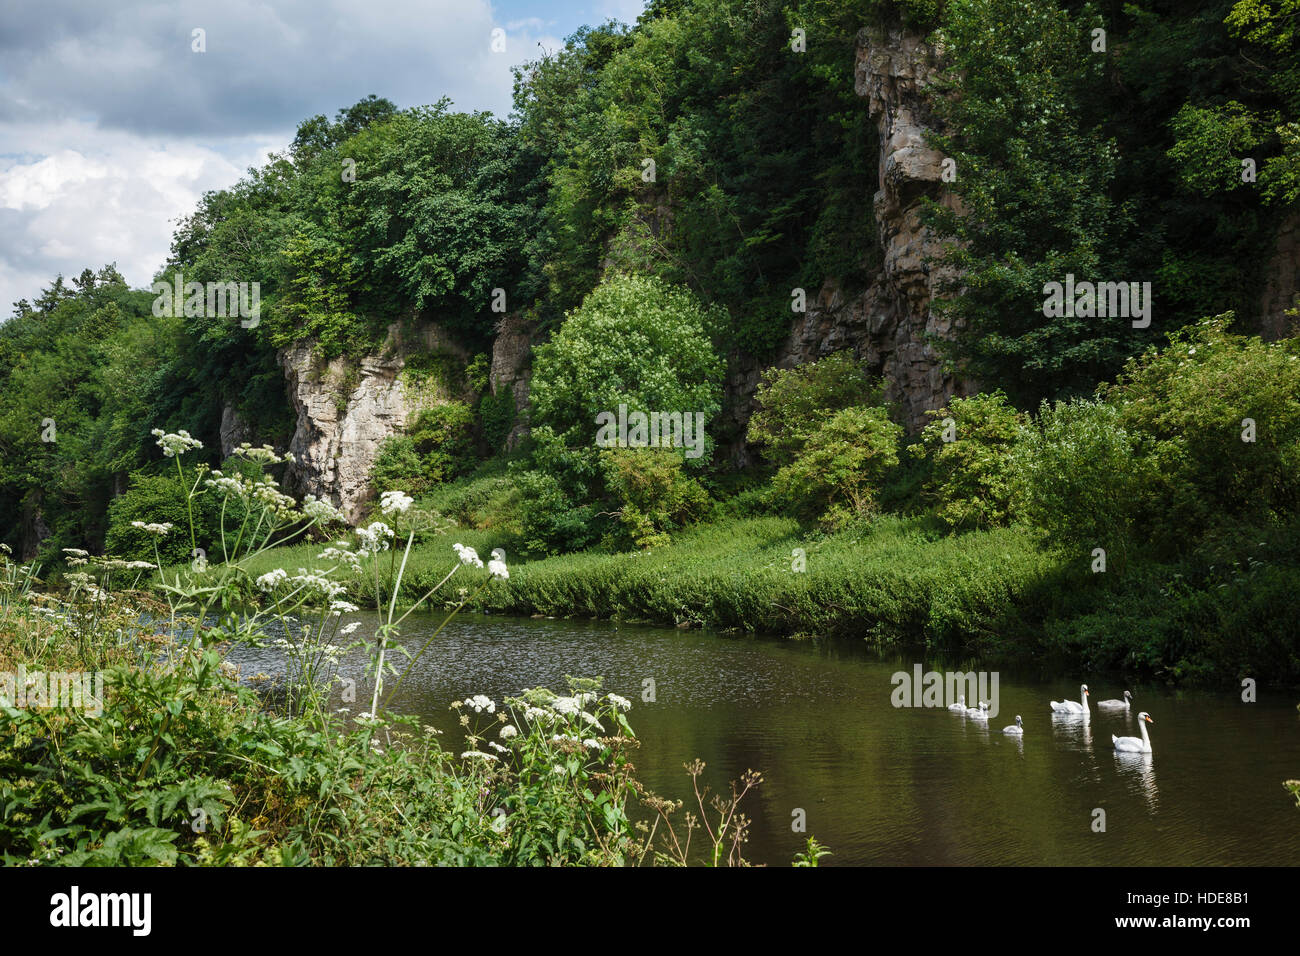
left=0, top=0, right=569, bottom=313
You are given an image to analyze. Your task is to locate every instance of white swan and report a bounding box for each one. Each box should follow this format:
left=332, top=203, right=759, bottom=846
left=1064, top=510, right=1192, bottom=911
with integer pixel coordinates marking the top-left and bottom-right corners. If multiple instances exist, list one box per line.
left=966, top=701, right=989, bottom=720
left=948, top=695, right=967, bottom=712
left=1002, top=715, right=1024, bottom=736
left=1050, top=684, right=1090, bottom=721
left=1112, top=712, right=1154, bottom=753
left=1097, top=690, right=1133, bottom=711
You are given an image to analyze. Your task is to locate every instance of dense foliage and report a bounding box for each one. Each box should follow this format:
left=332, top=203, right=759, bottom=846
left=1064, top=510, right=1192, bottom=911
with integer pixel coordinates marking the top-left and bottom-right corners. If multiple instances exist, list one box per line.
left=1, top=0, right=1297, bottom=691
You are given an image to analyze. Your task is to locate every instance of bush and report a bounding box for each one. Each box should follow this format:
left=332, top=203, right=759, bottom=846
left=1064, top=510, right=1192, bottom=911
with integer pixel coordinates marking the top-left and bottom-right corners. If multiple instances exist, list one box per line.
left=479, top=388, right=516, bottom=452
left=514, top=469, right=602, bottom=556
left=1013, top=399, right=1150, bottom=565
left=771, top=405, right=902, bottom=529
left=747, top=352, right=882, bottom=467
left=529, top=274, right=725, bottom=464
left=371, top=401, right=475, bottom=497
left=600, top=447, right=710, bottom=549
left=105, top=469, right=230, bottom=565
left=1106, top=313, right=1300, bottom=550
left=910, top=390, right=1027, bottom=530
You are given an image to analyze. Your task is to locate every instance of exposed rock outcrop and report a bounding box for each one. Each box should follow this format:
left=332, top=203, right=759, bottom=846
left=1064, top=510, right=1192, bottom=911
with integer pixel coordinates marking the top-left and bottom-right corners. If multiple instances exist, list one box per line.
left=1260, top=210, right=1300, bottom=339
left=218, top=402, right=254, bottom=457
left=279, top=321, right=467, bottom=523
left=722, top=26, right=968, bottom=462
left=489, top=313, right=535, bottom=449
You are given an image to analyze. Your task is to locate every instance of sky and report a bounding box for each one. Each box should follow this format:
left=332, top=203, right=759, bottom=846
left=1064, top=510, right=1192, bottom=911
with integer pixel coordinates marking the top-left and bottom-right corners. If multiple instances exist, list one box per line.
left=0, top=0, right=647, bottom=316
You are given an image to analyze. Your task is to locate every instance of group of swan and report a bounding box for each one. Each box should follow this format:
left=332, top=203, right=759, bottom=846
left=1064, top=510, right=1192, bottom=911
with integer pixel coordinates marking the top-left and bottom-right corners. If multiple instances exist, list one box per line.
left=1049, top=684, right=1153, bottom=752
left=949, top=687, right=1153, bottom=751
left=949, top=696, right=1023, bottom=736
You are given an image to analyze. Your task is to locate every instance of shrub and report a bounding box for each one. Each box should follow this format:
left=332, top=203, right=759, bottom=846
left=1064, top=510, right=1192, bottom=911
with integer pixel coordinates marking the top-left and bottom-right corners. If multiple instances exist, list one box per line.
left=747, top=352, right=882, bottom=467
left=514, top=469, right=602, bottom=556
left=371, top=401, right=475, bottom=497
left=771, top=405, right=902, bottom=529
left=600, top=447, right=710, bottom=549
left=479, top=388, right=516, bottom=452
left=1013, top=399, right=1150, bottom=565
left=529, top=274, right=725, bottom=464
left=910, top=390, right=1027, bottom=530
left=1105, top=313, right=1300, bottom=549
left=105, top=469, right=229, bottom=565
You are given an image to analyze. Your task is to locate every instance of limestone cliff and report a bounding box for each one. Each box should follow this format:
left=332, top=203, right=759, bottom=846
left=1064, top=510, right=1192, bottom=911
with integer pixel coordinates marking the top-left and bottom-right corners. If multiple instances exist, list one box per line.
left=279, top=322, right=468, bottom=523
left=722, top=26, right=967, bottom=462
left=276, top=25, right=962, bottom=504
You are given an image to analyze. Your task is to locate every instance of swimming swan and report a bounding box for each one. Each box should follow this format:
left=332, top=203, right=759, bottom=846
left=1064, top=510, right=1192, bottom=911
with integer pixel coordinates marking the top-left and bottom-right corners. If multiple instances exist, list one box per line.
left=1002, top=715, right=1024, bottom=736
left=1097, top=690, right=1133, bottom=711
left=1112, top=712, right=1154, bottom=753
left=1050, top=684, right=1090, bottom=721
left=948, top=695, right=967, bottom=712
left=966, top=701, right=989, bottom=720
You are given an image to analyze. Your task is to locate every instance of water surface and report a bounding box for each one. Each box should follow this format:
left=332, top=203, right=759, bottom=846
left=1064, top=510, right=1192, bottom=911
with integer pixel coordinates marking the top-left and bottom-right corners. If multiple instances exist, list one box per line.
left=230, top=612, right=1300, bottom=866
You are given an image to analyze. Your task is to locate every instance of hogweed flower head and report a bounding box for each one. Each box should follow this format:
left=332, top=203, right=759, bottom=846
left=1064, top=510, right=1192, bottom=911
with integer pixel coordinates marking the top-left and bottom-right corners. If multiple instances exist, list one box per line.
left=130, top=521, right=174, bottom=537
left=152, top=428, right=203, bottom=458
left=379, top=490, right=414, bottom=516
left=303, top=495, right=345, bottom=525
left=453, top=543, right=483, bottom=568
left=256, top=568, right=288, bottom=592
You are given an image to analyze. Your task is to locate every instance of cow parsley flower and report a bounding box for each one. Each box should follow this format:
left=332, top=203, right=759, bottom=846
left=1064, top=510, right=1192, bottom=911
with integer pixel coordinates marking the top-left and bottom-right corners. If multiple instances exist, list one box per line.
left=130, top=521, right=174, bottom=537
left=357, top=522, right=395, bottom=552
left=550, top=696, right=579, bottom=716
left=256, top=568, right=288, bottom=592
left=488, top=558, right=509, bottom=579
left=499, top=724, right=518, bottom=739
left=303, top=495, right=345, bottom=524
left=380, top=490, right=414, bottom=515
left=151, top=428, right=203, bottom=457
left=452, top=543, right=483, bottom=568
left=607, top=694, right=632, bottom=712
left=463, top=694, right=496, bottom=714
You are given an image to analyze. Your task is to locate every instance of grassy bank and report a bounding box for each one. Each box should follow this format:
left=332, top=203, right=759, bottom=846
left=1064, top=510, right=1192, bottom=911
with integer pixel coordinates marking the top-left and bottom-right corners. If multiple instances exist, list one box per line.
left=239, top=513, right=1300, bottom=687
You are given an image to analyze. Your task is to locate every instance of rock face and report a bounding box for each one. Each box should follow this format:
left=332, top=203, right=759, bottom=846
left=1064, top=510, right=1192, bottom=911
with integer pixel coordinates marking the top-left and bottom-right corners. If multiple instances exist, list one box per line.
left=488, top=313, right=535, bottom=449
left=722, top=26, right=968, bottom=461
left=1260, top=210, right=1300, bottom=340
left=279, top=322, right=467, bottom=523
left=218, top=402, right=254, bottom=457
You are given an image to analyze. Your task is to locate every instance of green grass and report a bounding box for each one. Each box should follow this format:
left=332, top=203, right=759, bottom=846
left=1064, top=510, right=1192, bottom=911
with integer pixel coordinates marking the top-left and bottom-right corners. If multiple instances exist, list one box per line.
left=238, top=510, right=1300, bottom=686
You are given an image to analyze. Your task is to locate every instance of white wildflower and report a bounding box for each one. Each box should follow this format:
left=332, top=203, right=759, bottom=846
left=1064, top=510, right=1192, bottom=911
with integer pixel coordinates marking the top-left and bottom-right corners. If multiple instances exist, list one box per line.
left=256, top=568, right=288, bottom=592
left=607, top=693, right=631, bottom=712
left=130, top=520, right=174, bottom=537
left=452, top=543, right=483, bottom=568
left=357, top=522, right=395, bottom=553
left=339, top=622, right=362, bottom=636
left=379, top=490, right=414, bottom=516
left=303, top=495, right=345, bottom=524
left=463, top=694, right=496, bottom=714
left=487, top=558, right=509, bottom=580
left=500, top=724, right=518, bottom=739
left=151, top=428, right=203, bottom=457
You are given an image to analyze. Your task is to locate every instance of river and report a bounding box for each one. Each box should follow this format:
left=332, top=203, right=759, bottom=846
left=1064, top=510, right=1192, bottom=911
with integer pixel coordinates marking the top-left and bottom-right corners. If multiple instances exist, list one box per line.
left=229, top=610, right=1300, bottom=866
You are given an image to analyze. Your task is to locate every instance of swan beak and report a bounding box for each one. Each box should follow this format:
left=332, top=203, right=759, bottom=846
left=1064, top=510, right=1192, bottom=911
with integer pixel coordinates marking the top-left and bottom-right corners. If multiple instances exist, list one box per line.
left=1145, top=716, right=1153, bottom=723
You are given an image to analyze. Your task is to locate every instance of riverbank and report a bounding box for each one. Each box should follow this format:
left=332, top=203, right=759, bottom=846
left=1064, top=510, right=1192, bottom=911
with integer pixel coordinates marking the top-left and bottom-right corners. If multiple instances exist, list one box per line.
left=238, top=513, right=1300, bottom=687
